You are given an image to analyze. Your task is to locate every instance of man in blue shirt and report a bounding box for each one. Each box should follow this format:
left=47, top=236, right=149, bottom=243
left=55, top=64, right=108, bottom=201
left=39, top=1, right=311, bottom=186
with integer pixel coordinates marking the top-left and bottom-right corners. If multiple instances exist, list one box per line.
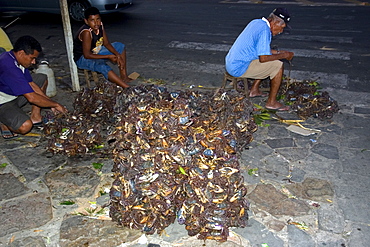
left=0, top=35, right=67, bottom=139
left=226, top=8, right=294, bottom=111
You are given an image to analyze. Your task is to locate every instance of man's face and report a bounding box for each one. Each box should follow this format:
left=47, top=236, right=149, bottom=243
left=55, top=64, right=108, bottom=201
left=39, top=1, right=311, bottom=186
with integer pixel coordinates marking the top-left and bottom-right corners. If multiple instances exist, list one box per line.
left=18, top=50, right=39, bottom=68
left=270, top=21, right=286, bottom=36
left=85, top=14, right=102, bottom=32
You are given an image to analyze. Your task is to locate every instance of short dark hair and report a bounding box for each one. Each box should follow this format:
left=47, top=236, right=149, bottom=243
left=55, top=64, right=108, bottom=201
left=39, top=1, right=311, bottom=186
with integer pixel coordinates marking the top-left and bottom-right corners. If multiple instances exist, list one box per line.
left=13, top=35, right=42, bottom=54
left=84, top=7, right=100, bottom=19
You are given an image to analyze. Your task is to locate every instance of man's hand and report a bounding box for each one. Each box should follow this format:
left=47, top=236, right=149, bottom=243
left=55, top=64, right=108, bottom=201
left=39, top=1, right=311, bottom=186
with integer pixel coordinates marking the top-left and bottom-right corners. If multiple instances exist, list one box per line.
left=279, top=50, right=294, bottom=60
left=108, top=55, right=118, bottom=64
left=116, top=54, right=125, bottom=69
left=51, top=104, right=68, bottom=114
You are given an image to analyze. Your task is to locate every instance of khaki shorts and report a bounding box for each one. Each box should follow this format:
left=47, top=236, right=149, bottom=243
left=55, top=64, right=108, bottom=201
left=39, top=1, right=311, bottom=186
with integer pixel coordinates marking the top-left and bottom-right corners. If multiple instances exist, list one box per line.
left=241, top=59, right=282, bottom=79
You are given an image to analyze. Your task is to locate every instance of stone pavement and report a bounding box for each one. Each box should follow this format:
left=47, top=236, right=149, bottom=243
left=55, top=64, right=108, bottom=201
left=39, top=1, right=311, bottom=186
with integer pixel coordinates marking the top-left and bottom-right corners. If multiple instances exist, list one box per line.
left=0, top=77, right=370, bottom=247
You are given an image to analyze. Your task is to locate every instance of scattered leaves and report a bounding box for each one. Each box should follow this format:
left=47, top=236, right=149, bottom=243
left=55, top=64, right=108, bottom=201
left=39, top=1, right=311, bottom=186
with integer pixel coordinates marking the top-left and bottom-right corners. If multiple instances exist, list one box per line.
left=92, top=162, right=104, bottom=170
left=75, top=207, right=106, bottom=216
left=178, top=166, right=188, bottom=176
left=248, top=168, right=258, bottom=176
left=60, top=200, right=75, bottom=205
left=253, top=104, right=272, bottom=127
left=288, top=220, right=309, bottom=230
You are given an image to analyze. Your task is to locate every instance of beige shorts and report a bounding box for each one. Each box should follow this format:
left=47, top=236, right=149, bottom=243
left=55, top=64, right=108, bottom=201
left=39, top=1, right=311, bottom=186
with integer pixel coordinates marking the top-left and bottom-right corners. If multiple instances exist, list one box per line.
left=241, top=59, right=282, bottom=79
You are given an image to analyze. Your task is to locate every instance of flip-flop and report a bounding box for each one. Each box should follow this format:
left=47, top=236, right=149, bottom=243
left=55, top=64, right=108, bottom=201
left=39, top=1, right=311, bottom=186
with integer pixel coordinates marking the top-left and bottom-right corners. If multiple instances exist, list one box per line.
left=250, top=93, right=268, bottom=98
left=1, top=129, right=17, bottom=139
left=33, top=117, right=49, bottom=128
left=266, top=105, right=290, bottom=111
left=33, top=121, right=43, bottom=127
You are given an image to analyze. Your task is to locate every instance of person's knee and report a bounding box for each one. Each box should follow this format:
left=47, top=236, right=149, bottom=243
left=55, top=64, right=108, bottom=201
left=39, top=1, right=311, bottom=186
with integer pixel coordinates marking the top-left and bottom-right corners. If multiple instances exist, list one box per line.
left=32, top=73, right=48, bottom=88
left=16, top=120, right=33, bottom=134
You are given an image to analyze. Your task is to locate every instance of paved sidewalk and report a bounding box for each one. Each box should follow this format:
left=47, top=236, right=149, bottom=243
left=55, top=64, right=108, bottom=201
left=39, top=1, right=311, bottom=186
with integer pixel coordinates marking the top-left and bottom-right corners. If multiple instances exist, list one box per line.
left=0, top=77, right=369, bottom=247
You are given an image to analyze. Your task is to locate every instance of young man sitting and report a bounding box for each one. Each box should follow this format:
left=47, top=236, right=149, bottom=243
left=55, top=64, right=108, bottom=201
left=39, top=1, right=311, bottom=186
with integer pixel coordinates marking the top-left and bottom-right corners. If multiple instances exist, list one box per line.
left=73, top=7, right=133, bottom=89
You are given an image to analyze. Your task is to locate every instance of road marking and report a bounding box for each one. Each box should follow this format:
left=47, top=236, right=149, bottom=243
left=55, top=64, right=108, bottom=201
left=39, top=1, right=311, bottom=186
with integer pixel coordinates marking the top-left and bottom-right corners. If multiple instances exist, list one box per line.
left=184, top=30, right=361, bottom=35
left=277, top=35, right=352, bottom=44
left=344, top=0, right=370, bottom=5
left=282, top=48, right=350, bottom=60
left=295, top=0, right=315, bottom=5
left=298, top=29, right=361, bottom=33
left=168, top=41, right=228, bottom=52
left=289, top=71, right=348, bottom=88
left=140, top=59, right=348, bottom=89
left=220, top=0, right=367, bottom=6
left=167, top=41, right=351, bottom=60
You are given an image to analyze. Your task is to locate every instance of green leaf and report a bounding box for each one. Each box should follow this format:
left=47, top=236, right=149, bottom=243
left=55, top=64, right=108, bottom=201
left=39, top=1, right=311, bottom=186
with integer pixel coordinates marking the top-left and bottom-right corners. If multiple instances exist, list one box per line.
left=248, top=168, right=258, bottom=176
left=92, top=162, right=104, bottom=170
left=253, top=116, right=263, bottom=125
left=278, top=94, right=286, bottom=100
left=253, top=103, right=264, bottom=109
left=259, top=113, right=272, bottom=120
left=178, top=166, right=187, bottom=175
left=60, top=200, right=75, bottom=205
left=61, top=128, right=69, bottom=133
left=308, top=81, right=318, bottom=87
left=93, top=144, right=104, bottom=149
left=0, top=163, right=8, bottom=168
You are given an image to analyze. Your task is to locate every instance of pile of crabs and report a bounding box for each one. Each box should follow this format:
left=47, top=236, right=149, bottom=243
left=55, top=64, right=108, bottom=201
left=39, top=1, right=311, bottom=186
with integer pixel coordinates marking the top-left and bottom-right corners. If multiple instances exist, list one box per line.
left=42, top=78, right=339, bottom=241
left=279, top=79, right=339, bottom=120
left=43, top=82, right=256, bottom=242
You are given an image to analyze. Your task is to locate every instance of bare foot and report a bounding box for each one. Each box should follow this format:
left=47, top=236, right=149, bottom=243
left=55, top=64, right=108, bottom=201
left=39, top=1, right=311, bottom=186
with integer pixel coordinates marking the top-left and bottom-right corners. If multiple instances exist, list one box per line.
left=124, top=77, right=133, bottom=83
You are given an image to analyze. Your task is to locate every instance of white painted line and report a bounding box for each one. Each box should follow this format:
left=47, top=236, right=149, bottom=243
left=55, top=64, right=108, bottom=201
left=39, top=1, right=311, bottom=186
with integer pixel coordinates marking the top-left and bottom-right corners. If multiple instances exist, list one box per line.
left=282, top=48, right=350, bottom=60
left=289, top=71, right=348, bottom=89
left=139, top=59, right=348, bottom=89
left=167, top=41, right=351, bottom=60
left=141, top=59, right=225, bottom=74
left=168, top=41, right=228, bottom=52
left=277, top=35, right=352, bottom=44
left=298, top=29, right=361, bottom=33
left=221, top=0, right=358, bottom=6
left=185, top=29, right=361, bottom=35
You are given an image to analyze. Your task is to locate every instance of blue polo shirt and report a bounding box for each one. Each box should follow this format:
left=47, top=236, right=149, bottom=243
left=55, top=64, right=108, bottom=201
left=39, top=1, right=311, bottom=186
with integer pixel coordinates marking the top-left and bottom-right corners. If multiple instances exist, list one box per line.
left=0, top=51, right=34, bottom=105
left=225, top=18, right=272, bottom=77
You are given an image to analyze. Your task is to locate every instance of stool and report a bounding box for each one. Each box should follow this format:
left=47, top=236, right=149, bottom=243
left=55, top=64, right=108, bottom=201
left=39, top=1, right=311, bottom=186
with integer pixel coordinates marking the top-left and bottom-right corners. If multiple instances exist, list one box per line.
left=221, top=72, right=250, bottom=98
left=83, top=69, right=99, bottom=88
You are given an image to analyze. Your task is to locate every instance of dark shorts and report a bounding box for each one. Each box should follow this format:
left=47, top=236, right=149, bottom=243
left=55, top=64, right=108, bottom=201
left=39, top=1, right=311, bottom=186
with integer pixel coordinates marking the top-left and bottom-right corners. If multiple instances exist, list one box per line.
left=0, top=73, right=46, bottom=131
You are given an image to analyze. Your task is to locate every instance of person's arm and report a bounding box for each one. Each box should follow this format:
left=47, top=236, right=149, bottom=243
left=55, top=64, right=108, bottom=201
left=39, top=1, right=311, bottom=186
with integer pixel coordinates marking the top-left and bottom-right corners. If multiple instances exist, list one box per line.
left=259, top=50, right=294, bottom=63
left=101, top=26, right=125, bottom=67
left=25, top=82, right=67, bottom=113
left=80, top=30, right=116, bottom=62
left=102, top=27, right=119, bottom=56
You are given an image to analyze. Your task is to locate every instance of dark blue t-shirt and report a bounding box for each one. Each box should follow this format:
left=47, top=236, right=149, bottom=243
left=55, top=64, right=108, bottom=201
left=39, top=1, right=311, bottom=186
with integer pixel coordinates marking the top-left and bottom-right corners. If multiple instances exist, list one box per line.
left=0, top=51, right=34, bottom=102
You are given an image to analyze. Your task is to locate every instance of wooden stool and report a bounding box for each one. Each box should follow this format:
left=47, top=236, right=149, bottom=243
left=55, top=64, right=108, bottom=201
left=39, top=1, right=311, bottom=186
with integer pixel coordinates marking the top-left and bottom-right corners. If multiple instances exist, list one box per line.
left=83, top=69, right=99, bottom=88
left=221, top=72, right=250, bottom=98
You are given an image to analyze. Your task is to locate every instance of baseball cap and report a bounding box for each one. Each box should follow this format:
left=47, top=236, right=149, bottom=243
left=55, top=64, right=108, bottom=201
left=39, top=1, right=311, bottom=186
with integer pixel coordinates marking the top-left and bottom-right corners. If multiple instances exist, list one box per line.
left=273, top=7, right=291, bottom=23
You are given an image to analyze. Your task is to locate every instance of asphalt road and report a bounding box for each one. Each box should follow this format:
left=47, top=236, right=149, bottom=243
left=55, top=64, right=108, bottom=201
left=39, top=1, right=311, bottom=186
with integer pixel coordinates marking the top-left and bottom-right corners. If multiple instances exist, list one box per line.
left=1, top=0, right=369, bottom=92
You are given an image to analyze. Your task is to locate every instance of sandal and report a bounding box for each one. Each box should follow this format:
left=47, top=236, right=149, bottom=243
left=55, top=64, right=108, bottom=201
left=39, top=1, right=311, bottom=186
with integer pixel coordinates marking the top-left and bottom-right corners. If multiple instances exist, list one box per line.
left=1, top=125, right=18, bottom=139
